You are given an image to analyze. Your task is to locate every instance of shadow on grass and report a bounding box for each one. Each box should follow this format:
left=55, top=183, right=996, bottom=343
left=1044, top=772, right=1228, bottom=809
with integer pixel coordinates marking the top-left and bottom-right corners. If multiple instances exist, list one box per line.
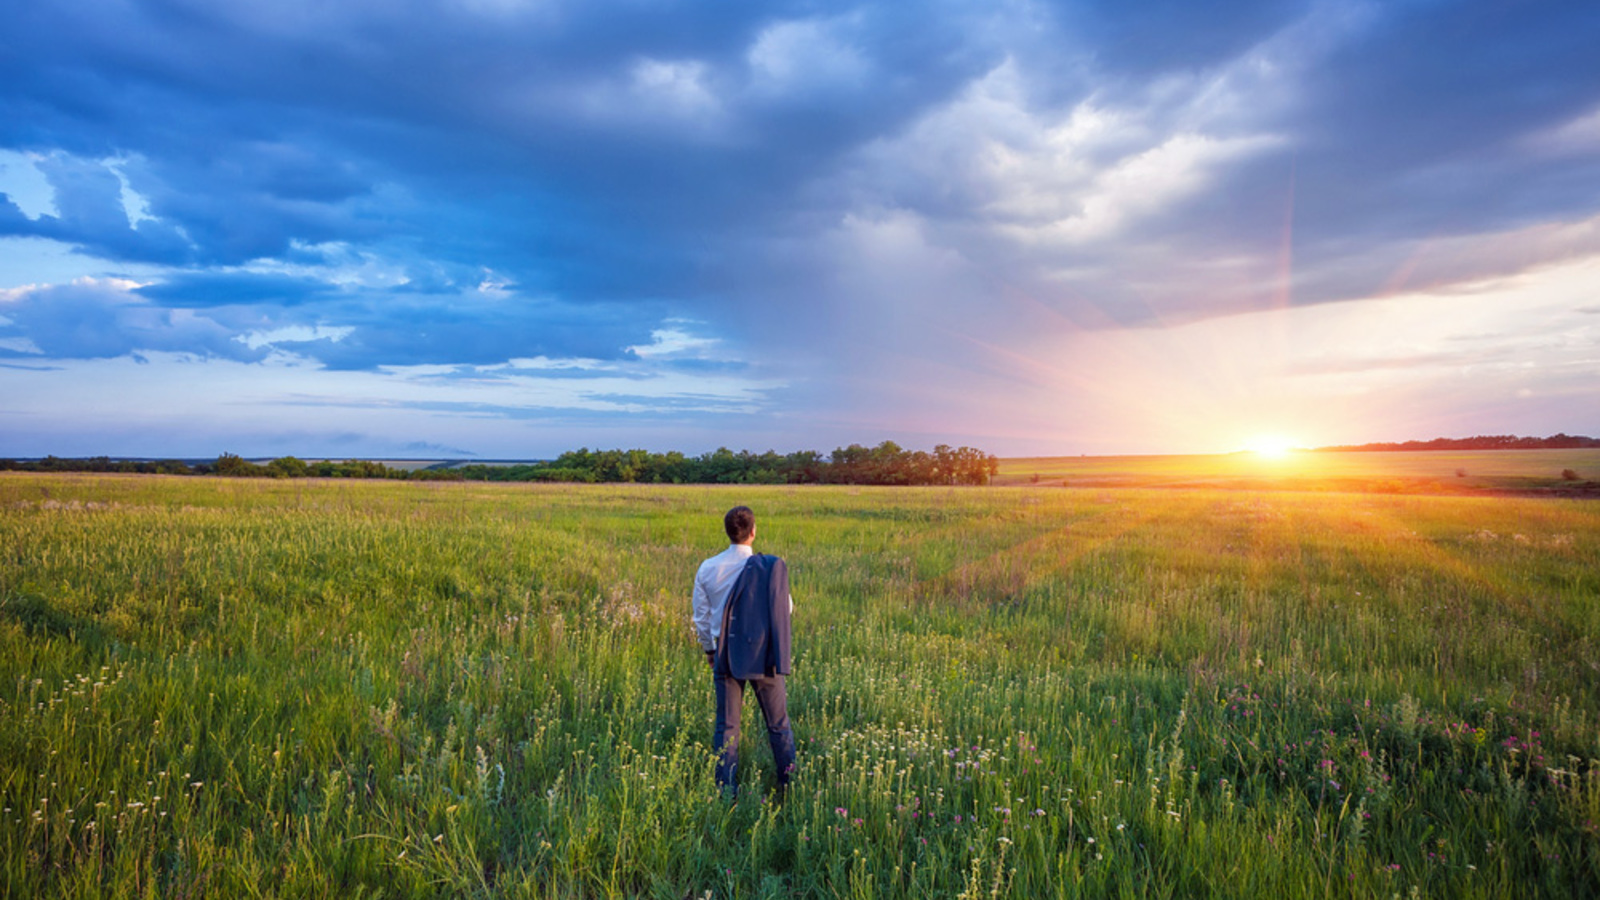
left=1, top=592, right=114, bottom=651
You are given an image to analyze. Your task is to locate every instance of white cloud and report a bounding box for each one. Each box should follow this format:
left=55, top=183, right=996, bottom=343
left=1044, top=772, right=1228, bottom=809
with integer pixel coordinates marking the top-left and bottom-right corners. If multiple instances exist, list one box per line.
left=1, top=276, right=147, bottom=302
left=237, top=324, right=355, bottom=350
left=627, top=324, right=718, bottom=359
left=0, top=336, right=44, bottom=354
left=477, top=268, right=512, bottom=295
left=1009, top=130, right=1282, bottom=244
left=628, top=58, right=721, bottom=117
left=843, top=53, right=1285, bottom=246
left=747, top=17, right=869, bottom=96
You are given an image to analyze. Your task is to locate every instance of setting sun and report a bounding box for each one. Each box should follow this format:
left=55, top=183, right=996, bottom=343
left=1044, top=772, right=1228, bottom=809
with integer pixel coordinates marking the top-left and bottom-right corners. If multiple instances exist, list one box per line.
left=1242, top=435, right=1298, bottom=459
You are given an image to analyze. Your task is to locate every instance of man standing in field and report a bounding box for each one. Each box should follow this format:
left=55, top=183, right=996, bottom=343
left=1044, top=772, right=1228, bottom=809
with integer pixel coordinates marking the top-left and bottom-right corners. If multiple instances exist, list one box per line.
left=692, top=505, right=796, bottom=795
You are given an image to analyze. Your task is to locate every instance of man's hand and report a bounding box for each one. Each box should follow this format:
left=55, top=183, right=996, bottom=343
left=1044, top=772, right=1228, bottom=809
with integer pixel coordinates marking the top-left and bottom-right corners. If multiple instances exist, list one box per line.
left=706, top=649, right=715, bottom=668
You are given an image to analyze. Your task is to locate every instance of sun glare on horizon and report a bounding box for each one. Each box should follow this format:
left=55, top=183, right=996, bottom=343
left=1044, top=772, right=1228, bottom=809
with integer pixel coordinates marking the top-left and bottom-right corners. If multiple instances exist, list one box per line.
left=1242, top=435, right=1299, bottom=460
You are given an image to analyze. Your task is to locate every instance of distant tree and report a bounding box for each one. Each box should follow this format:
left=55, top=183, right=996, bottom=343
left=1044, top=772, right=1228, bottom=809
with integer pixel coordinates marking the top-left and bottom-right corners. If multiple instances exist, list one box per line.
left=267, top=456, right=309, bottom=478
left=13, top=441, right=998, bottom=485
left=214, top=453, right=262, bottom=477
left=407, top=468, right=464, bottom=481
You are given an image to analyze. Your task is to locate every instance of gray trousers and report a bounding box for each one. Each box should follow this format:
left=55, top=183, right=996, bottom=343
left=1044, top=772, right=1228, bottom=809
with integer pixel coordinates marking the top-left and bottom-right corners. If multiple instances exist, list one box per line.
left=713, top=672, right=796, bottom=789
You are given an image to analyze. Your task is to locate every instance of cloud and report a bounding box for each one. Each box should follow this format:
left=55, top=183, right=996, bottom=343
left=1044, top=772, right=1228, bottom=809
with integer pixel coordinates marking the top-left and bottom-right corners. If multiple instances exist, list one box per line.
left=0, top=154, right=193, bottom=263
left=0, top=267, right=702, bottom=374
left=2, top=0, right=1600, bottom=455
left=746, top=16, right=871, bottom=98
left=137, top=272, right=337, bottom=308
left=399, top=440, right=477, bottom=456
left=0, top=277, right=264, bottom=361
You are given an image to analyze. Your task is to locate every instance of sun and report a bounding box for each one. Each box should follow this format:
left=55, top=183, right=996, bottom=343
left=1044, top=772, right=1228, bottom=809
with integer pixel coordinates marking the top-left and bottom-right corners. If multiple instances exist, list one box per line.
left=1242, top=435, right=1298, bottom=460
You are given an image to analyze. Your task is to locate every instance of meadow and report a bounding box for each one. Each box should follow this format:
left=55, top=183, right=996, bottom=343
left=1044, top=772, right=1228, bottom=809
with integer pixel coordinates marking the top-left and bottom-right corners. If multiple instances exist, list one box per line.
left=995, top=448, right=1600, bottom=493
left=1, top=470, right=1597, bottom=898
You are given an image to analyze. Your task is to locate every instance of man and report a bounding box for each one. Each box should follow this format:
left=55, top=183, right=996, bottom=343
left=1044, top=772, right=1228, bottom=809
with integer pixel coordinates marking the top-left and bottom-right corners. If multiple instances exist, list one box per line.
left=691, top=505, right=796, bottom=794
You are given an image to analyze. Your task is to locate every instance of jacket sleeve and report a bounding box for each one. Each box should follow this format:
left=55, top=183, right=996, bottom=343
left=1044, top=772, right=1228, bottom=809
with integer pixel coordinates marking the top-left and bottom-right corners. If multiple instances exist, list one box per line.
left=770, top=557, right=792, bottom=675
left=691, top=566, right=717, bottom=652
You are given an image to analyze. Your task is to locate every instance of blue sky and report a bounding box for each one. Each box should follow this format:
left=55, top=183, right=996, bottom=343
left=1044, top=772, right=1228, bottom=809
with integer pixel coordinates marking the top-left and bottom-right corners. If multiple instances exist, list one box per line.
left=2, top=0, right=1598, bottom=458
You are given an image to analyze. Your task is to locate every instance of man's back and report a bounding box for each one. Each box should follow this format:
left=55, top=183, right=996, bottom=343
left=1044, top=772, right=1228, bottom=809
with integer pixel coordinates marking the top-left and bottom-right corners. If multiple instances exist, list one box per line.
left=717, top=554, right=791, bottom=679
left=692, top=543, right=755, bottom=654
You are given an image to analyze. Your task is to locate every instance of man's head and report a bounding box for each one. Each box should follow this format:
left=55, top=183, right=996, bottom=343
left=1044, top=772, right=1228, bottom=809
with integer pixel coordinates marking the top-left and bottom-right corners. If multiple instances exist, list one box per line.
left=724, top=505, right=755, bottom=544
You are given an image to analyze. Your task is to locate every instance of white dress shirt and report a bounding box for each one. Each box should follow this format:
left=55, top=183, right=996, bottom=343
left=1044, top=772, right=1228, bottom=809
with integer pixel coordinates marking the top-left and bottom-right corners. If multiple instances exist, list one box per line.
left=692, top=543, right=793, bottom=652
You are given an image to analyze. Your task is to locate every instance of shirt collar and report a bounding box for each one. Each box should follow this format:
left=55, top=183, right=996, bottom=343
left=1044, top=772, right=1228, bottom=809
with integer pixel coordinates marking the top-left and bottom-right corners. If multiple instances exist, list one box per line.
left=729, top=543, right=754, bottom=556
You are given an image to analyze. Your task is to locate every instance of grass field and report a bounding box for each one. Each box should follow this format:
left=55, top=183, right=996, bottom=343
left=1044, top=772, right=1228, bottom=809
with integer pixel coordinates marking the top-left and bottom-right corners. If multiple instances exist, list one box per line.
left=996, top=448, right=1600, bottom=494
left=2, top=471, right=1598, bottom=897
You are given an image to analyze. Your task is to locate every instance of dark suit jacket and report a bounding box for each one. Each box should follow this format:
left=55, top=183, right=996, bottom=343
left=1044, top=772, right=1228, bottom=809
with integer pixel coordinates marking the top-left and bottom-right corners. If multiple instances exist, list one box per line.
left=716, top=554, right=791, bottom=679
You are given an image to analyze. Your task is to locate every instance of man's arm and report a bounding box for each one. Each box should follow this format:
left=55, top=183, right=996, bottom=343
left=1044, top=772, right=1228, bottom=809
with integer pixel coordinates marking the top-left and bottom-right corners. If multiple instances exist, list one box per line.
left=691, top=567, right=718, bottom=653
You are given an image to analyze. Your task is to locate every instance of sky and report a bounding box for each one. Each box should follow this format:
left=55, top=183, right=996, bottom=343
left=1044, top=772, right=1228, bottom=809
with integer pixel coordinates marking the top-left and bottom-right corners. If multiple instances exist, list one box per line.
left=2, top=0, right=1598, bottom=459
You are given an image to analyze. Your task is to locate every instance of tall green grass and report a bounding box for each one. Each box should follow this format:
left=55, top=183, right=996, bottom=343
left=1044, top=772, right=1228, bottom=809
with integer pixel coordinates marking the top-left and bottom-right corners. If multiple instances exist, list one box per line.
left=2, top=474, right=1597, bottom=897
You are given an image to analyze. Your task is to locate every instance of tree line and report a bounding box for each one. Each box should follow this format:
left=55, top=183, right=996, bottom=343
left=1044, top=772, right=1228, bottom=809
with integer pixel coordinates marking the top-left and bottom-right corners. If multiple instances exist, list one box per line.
left=0, top=442, right=999, bottom=486
left=0, top=454, right=453, bottom=480
left=1316, top=434, right=1599, bottom=452
left=452, top=441, right=998, bottom=485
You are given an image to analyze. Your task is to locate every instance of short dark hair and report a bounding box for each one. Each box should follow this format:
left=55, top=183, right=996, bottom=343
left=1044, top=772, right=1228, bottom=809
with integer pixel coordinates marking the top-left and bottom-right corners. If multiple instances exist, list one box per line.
left=724, top=505, right=755, bottom=543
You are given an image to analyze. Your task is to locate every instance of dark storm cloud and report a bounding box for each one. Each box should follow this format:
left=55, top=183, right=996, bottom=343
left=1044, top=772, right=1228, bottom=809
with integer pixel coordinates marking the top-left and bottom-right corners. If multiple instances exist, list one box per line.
left=0, top=0, right=1031, bottom=373
left=291, top=293, right=662, bottom=371
left=137, top=272, right=335, bottom=308
left=0, top=0, right=1005, bottom=281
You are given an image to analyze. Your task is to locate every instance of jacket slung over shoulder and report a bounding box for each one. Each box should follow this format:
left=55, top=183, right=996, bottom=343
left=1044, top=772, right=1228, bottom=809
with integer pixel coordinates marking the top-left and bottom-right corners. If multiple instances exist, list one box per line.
left=716, top=554, right=791, bottom=679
